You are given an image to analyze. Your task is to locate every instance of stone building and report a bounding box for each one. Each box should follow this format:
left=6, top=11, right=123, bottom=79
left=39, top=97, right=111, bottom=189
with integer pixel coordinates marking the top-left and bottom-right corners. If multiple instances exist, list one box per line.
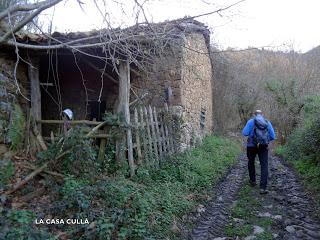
left=0, top=51, right=29, bottom=155
left=0, top=18, right=213, bottom=153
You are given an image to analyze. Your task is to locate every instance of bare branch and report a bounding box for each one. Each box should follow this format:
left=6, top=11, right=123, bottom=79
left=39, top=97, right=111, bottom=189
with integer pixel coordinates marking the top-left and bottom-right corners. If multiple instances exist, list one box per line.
left=0, top=0, right=58, bottom=20
left=181, top=0, right=246, bottom=20
left=0, top=0, right=63, bottom=43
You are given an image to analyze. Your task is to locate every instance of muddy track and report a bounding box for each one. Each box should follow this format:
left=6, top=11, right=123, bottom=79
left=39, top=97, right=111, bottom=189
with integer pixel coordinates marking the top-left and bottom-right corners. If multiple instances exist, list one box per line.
left=187, top=154, right=247, bottom=240
left=187, top=154, right=320, bottom=239
left=269, top=156, right=320, bottom=239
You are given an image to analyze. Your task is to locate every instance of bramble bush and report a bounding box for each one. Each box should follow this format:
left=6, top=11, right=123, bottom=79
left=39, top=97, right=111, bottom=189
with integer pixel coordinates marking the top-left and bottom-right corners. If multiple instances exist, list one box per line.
left=0, top=159, right=14, bottom=187
left=277, top=95, right=320, bottom=164
left=49, top=135, right=240, bottom=239
left=1, top=134, right=240, bottom=239
left=8, top=104, right=25, bottom=151
left=0, top=209, right=54, bottom=240
left=38, top=127, right=99, bottom=178
left=276, top=95, right=320, bottom=203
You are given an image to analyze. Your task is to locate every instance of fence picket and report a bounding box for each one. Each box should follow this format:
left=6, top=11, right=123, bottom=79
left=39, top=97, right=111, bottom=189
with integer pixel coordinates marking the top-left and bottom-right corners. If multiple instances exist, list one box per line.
left=134, top=108, right=142, bottom=164
left=139, top=107, right=148, bottom=162
left=164, top=103, right=175, bottom=153
left=148, top=105, right=159, bottom=165
left=153, top=107, right=163, bottom=160
left=144, top=106, right=154, bottom=164
left=124, top=104, right=178, bottom=169
left=159, top=115, right=167, bottom=154
left=163, top=122, right=171, bottom=154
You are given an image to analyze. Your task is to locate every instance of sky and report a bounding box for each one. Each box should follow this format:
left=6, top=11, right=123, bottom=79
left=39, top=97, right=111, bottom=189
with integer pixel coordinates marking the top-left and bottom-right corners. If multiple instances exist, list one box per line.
left=41, top=0, right=320, bottom=53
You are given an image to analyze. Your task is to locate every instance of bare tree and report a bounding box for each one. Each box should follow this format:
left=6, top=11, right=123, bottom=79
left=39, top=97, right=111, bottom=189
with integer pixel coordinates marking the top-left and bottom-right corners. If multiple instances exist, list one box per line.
left=0, top=0, right=246, bottom=105
left=212, top=45, right=320, bottom=142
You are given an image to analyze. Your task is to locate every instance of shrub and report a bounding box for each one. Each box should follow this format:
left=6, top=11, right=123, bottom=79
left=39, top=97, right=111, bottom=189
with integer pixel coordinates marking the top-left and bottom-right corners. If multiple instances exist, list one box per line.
left=8, top=135, right=240, bottom=239
left=0, top=159, right=14, bottom=187
left=0, top=209, right=54, bottom=240
left=284, top=113, right=320, bottom=165
left=38, top=127, right=99, bottom=178
left=277, top=96, right=320, bottom=203
left=8, top=104, right=25, bottom=150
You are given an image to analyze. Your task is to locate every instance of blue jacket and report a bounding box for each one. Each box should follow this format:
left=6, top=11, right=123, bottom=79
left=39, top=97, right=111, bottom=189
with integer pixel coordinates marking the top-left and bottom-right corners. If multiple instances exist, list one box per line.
left=242, top=115, right=276, bottom=147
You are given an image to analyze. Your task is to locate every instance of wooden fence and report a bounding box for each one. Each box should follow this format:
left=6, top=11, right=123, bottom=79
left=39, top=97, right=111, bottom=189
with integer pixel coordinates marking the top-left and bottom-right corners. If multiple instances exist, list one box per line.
left=131, top=104, right=176, bottom=169
left=37, top=104, right=177, bottom=176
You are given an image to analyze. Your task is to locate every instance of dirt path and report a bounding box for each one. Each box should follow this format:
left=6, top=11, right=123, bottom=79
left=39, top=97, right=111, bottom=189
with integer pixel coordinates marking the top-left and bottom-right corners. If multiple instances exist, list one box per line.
left=188, top=154, right=320, bottom=239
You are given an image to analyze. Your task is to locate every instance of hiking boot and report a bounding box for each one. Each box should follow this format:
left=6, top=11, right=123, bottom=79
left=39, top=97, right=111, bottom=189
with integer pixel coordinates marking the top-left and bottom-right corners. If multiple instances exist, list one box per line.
left=260, top=189, right=269, bottom=194
left=249, top=180, right=257, bottom=187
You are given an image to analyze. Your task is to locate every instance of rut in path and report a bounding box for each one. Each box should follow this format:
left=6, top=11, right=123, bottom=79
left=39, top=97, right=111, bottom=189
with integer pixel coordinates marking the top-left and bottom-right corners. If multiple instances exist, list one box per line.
left=188, top=154, right=320, bottom=240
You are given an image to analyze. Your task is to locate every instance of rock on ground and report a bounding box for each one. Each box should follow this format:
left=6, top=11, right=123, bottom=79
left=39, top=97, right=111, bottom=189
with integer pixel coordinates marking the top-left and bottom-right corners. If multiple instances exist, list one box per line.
left=187, top=155, right=320, bottom=239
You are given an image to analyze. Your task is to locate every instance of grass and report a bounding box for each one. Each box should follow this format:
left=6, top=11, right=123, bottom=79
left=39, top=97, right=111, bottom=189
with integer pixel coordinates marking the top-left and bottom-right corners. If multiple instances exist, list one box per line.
left=133, top=135, right=241, bottom=239
left=1, top=135, right=241, bottom=240
left=274, top=110, right=320, bottom=208
left=256, top=231, right=273, bottom=240
left=224, top=184, right=274, bottom=238
left=276, top=145, right=320, bottom=207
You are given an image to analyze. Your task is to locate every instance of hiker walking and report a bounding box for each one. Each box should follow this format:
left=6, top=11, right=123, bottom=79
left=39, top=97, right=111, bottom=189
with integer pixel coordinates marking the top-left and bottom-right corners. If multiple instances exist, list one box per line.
left=242, top=110, right=276, bottom=194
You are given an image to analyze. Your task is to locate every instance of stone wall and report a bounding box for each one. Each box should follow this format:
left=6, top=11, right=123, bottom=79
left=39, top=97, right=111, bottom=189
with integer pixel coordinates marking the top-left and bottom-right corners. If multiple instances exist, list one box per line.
left=130, top=43, right=183, bottom=108
left=0, top=54, right=28, bottom=151
left=179, top=32, right=213, bottom=149
left=0, top=30, right=213, bottom=154
left=130, top=32, right=213, bottom=151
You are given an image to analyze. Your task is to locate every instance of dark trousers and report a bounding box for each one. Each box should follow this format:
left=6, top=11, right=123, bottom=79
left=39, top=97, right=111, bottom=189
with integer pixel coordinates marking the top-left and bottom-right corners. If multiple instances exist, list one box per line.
left=247, top=145, right=269, bottom=189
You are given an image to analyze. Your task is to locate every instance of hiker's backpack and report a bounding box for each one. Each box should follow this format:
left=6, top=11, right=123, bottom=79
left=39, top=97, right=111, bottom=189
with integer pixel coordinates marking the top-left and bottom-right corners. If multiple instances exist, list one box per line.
left=253, top=116, right=269, bottom=145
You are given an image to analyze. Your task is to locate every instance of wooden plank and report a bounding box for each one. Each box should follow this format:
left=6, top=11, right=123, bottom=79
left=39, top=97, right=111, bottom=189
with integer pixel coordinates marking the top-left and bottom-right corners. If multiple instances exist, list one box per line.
left=98, top=138, right=107, bottom=162
left=163, top=103, right=171, bottom=154
left=40, top=82, right=54, bottom=86
left=117, top=60, right=135, bottom=177
left=164, top=103, right=175, bottom=153
left=143, top=106, right=153, bottom=164
left=148, top=105, right=159, bottom=165
left=50, top=131, right=55, bottom=144
left=43, top=134, right=111, bottom=141
left=97, top=127, right=107, bottom=163
left=37, top=119, right=103, bottom=125
left=28, top=58, right=41, bottom=133
left=163, top=122, right=171, bottom=154
left=153, top=107, right=163, bottom=160
left=139, top=107, right=148, bottom=162
left=159, top=115, right=167, bottom=154
left=134, top=108, right=142, bottom=164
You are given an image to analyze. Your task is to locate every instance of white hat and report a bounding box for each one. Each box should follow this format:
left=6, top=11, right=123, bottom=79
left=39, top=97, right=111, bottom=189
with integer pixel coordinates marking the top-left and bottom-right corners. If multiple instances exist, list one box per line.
left=62, top=109, right=73, bottom=120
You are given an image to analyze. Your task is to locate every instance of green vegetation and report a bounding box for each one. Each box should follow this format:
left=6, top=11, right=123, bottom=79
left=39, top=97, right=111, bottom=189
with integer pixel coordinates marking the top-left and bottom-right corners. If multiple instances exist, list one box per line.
left=255, top=231, right=273, bottom=240
left=0, top=159, right=14, bottom=187
left=275, top=95, right=320, bottom=204
left=0, top=209, right=55, bottom=240
left=1, top=135, right=240, bottom=239
left=38, top=127, right=100, bottom=178
left=224, top=185, right=274, bottom=238
left=8, top=104, right=25, bottom=151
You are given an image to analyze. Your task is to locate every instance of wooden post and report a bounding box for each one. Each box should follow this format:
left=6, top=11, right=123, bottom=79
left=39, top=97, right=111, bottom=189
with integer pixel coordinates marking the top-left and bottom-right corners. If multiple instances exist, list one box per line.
left=163, top=122, right=170, bottom=154
left=165, top=103, right=175, bottom=153
left=139, top=107, right=148, bottom=163
left=116, top=60, right=135, bottom=177
left=98, top=138, right=107, bottom=162
left=144, top=106, right=153, bottom=165
left=98, top=127, right=107, bottom=163
left=159, top=115, right=167, bottom=155
left=163, top=104, right=170, bottom=154
left=153, top=107, right=163, bottom=161
left=134, top=108, right=142, bottom=165
left=148, top=105, right=159, bottom=166
left=28, top=57, right=41, bottom=134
